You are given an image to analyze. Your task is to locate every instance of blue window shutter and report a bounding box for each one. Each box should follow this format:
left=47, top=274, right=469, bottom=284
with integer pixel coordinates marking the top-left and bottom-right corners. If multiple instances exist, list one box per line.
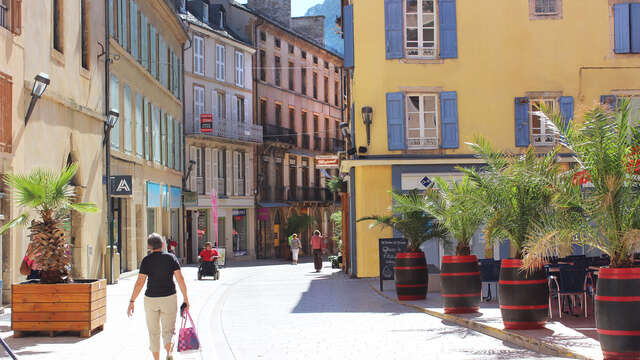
left=558, top=96, right=574, bottom=130
left=131, top=0, right=138, bottom=59
left=515, top=97, right=530, bottom=147
left=384, top=0, right=403, bottom=59
left=440, top=91, right=459, bottom=149
left=615, top=3, right=631, bottom=54
left=438, top=0, right=458, bottom=59
left=386, top=92, right=406, bottom=150
left=343, top=5, right=354, bottom=68
left=136, top=93, right=143, bottom=157
left=140, top=15, right=147, bottom=65
left=631, top=4, right=640, bottom=53
left=150, top=25, right=157, bottom=77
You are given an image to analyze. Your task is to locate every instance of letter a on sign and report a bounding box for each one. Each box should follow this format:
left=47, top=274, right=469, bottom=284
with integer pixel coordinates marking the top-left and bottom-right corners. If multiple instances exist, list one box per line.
left=116, top=179, right=131, bottom=193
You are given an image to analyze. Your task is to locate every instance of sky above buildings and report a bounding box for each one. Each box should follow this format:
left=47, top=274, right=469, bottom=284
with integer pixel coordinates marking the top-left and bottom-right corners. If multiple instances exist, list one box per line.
left=236, top=0, right=325, bottom=17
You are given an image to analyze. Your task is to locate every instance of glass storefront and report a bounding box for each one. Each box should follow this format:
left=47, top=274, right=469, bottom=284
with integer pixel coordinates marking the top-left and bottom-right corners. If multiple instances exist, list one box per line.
left=232, top=209, right=247, bottom=256
left=197, top=209, right=209, bottom=252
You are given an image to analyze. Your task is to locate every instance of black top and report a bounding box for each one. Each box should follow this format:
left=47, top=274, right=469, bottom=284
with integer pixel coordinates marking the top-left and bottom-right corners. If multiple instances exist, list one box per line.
left=139, top=251, right=181, bottom=297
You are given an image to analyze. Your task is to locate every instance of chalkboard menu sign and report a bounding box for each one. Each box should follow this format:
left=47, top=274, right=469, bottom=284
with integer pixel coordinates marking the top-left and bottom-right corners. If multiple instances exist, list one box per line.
left=378, top=238, right=408, bottom=291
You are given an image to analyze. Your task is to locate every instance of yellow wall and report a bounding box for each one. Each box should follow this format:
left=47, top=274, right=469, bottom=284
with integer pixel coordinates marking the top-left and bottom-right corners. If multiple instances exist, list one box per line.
left=354, top=165, right=394, bottom=277
left=351, top=0, right=640, bottom=155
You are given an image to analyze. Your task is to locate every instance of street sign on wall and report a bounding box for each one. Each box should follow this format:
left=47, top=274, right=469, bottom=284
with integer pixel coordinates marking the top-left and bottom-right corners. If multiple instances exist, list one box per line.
left=315, top=155, right=340, bottom=168
left=200, top=113, right=213, bottom=133
left=111, top=176, right=132, bottom=196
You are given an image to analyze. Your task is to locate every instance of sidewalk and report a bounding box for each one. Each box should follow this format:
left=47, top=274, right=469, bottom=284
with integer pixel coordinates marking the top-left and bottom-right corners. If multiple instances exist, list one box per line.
left=371, top=280, right=602, bottom=360
left=0, top=267, right=207, bottom=360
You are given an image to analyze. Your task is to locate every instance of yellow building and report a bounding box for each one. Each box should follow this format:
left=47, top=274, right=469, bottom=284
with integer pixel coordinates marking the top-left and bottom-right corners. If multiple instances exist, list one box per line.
left=340, top=0, right=640, bottom=277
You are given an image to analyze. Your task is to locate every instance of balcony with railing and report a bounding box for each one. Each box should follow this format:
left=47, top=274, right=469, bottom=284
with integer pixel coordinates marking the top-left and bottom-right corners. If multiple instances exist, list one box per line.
left=196, top=177, right=205, bottom=195
left=261, top=185, right=286, bottom=202
left=0, top=4, right=8, bottom=30
left=313, top=136, right=322, bottom=151
left=287, top=186, right=333, bottom=202
left=263, top=125, right=296, bottom=145
left=301, top=134, right=310, bottom=149
left=217, top=178, right=226, bottom=197
left=235, top=179, right=246, bottom=196
left=185, top=114, right=263, bottom=143
left=331, top=138, right=346, bottom=153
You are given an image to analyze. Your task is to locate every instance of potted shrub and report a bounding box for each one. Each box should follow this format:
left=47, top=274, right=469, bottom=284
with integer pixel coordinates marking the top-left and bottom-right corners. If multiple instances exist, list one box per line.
left=420, top=176, right=486, bottom=313
left=528, top=100, right=640, bottom=358
left=358, top=189, right=447, bottom=300
left=462, top=138, right=561, bottom=329
left=327, top=176, right=348, bottom=193
left=0, top=164, right=102, bottom=337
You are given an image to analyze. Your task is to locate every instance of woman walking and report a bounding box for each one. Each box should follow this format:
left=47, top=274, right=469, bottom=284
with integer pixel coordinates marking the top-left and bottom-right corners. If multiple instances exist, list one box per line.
left=290, top=234, right=301, bottom=265
left=310, top=230, right=325, bottom=272
left=128, top=233, right=190, bottom=360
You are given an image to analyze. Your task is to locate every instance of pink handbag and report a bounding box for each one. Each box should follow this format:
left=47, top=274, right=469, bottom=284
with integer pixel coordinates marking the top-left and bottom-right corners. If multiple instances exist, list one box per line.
left=177, top=310, right=200, bottom=352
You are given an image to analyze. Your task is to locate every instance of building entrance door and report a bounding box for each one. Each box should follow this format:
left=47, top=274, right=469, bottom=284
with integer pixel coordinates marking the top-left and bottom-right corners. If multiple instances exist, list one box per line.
left=112, top=198, right=128, bottom=273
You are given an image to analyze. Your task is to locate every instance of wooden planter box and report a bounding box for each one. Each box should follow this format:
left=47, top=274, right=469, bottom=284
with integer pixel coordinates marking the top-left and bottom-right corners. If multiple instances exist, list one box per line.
left=11, top=279, right=107, bottom=337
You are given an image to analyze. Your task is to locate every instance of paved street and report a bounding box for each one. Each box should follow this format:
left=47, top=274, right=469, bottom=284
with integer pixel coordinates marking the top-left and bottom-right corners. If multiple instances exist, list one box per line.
left=0, top=259, right=566, bottom=360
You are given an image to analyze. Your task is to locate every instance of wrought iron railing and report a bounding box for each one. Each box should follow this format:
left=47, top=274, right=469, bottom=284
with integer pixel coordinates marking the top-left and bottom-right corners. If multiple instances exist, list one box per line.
left=185, top=114, right=263, bottom=143
left=301, top=134, right=310, bottom=149
left=263, top=125, right=296, bottom=145
left=313, top=136, right=322, bottom=151
left=331, top=138, right=346, bottom=153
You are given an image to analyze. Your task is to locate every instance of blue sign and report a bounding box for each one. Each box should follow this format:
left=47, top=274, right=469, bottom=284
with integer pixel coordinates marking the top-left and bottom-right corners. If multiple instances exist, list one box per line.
left=170, top=186, right=182, bottom=209
left=147, top=182, right=162, bottom=208
left=420, top=176, right=432, bottom=188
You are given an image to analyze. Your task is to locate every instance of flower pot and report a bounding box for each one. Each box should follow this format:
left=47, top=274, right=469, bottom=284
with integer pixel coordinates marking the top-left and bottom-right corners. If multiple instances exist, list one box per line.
left=440, top=255, right=481, bottom=314
left=595, top=267, right=640, bottom=360
left=498, top=259, right=548, bottom=330
left=12, top=279, right=107, bottom=337
left=395, top=251, right=428, bottom=301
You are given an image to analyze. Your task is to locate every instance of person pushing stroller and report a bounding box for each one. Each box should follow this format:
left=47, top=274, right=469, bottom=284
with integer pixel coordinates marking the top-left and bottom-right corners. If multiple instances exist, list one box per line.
left=198, top=242, right=219, bottom=280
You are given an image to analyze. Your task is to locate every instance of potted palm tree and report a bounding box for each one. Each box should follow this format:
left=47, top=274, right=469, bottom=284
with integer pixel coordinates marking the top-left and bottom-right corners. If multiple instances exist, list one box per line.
left=462, top=138, right=561, bottom=329
left=358, top=189, right=447, bottom=300
left=1, top=163, right=103, bottom=337
left=419, top=176, right=486, bottom=313
left=526, top=100, right=640, bottom=358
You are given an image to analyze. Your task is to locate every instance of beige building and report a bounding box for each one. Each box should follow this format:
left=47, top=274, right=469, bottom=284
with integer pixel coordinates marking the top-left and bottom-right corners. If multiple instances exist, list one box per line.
left=182, top=2, right=261, bottom=263
left=0, top=0, right=108, bottom=301
left=223, top=0, right=346, bottom=259
left=107, top=0, right=188, bottom=272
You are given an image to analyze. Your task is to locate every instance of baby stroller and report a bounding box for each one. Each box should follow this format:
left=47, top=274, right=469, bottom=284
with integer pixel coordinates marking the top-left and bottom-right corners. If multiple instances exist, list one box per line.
left=198, top=258, right=220, bottom=280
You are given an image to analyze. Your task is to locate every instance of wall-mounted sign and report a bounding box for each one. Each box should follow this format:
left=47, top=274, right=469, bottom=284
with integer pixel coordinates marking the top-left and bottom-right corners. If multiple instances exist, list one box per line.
left=111, top=176, right=133, bottom=196
left=420, top=176, right=432, bottom=188
left=315, top=155, right=339, bottom=169
left=147, top=182, right=162, bottom=208
left=200, top=113, right=213, bottom=133
left=183, top=191, right=197, bottom=207
left=258, top=208, right=269, bottom=221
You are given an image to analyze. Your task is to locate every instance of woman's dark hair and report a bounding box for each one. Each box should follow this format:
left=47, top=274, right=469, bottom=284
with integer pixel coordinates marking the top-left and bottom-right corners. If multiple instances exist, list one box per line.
left=148, top=233, right=165, bottom=250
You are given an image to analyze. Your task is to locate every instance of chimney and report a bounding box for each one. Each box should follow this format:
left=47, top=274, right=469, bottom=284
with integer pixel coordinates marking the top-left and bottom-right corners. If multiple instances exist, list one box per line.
left=291, top=16, right=325, bottom=46
left=247, top=0, right=291, bottom=27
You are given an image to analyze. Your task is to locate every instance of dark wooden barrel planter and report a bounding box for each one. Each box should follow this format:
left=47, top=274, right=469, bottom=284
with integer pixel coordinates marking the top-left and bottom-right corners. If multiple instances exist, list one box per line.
left=395, top=252, right=428, bottom=301
left=440, top=255, right=481, bottom=314
left=498, top=259, right=548, bottom=330
left=595, top=267, right=640, bottom=360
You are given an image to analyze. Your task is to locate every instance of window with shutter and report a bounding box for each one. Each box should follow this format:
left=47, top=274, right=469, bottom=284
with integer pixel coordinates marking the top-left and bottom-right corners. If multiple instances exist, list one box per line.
left=189, top=146, right=197, bottom=191
left=193, top=35, right=204, bottom=75
left=153, top=105, right=160, bottom=163
left=124, top=84, right=132, bottom=153
left=529, top=98, right=556, bottom=146
left=168, top=114, right=173, bottom=168
left=136, top=93, right=143, bottom=157
left=438, top=0, right=457, bottom=59
left=110, top=75, right=120, bottom=149
left=558, top=96, right=574, bottom=131
left=440, top=91, right=458, bottom=148
left=162, top=113, right=168, bottom=166
left=193, top=86, right=204, bottom=125
left=0, top=72, right=12, bottom=153
left=150, top=25, right=157, bottom=78
left=144, top=98, right=150, bottom=160
left=109, top=0, right=115, bottom=37
left=404, top=0, right=436, bottom=58
left=406, top=94, right=439, bottom=149
left=173, top=118, right=179, bottom=169
left=179, top=123, right=184, bottom=170
left=120, top=0, right=127, bottom=50
left=205, top=148, right=212, bottom=195
left=515, top=97, right=530, bottom=147
left=235, top=51, right=244, bottom=87
left=140, top=14, right=147, bottom=66
left=216, top=44, right=225, bottom=81
left=9, top=0, right=22, bottom=35
left=160, top=37, right=167, bottom=88
left=211, top=148, right=218, bottom=193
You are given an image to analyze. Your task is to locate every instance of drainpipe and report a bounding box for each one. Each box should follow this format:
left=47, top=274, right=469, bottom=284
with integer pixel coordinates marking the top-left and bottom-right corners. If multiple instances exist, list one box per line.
left=104, top=0, right=114, bottom=284
left=253, top=18, right=264, bottom=259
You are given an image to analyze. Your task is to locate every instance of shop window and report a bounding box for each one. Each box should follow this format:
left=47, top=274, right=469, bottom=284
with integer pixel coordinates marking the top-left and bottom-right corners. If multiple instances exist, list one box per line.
left=232, top=209, right=247, bottom=256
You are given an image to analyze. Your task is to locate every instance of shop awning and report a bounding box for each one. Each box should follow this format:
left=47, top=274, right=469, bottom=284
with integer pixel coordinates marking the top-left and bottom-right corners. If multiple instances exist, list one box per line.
left=257, top=202, right=290, bottom=208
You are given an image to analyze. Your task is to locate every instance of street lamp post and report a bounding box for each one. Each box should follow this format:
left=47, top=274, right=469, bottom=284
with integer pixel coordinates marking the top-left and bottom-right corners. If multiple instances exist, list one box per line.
left=104, top=109, right=119, bottom=284
left=24, top=73, right=50, bottom=124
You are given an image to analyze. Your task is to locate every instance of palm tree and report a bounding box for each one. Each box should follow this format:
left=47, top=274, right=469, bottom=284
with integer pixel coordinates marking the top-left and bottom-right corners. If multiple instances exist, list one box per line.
left=420, top=176, right=487, bottom=256
left=0, top=163, right=98, bottom=283
left=525, top=99, right=640, bottom=268
left=358, top=189, right=448, bottom=252
left=461, top=137, right=563, bottom=263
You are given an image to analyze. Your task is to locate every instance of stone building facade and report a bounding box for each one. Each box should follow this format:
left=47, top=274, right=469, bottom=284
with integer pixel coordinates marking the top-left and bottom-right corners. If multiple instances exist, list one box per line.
left=219, top=0, right=347, bottom=259
left=182, top=1, right=260, bottom=263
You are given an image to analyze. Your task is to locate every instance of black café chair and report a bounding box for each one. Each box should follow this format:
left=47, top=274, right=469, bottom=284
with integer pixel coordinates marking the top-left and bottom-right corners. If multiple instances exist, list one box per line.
left=548, top=264, right=589, bottom=318
left=479, top=259, right=500, bottom=302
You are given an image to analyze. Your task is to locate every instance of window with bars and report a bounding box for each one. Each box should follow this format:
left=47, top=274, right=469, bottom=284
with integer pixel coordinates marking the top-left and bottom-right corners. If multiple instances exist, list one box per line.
left=216, top=44, right=225, bottom=81
left=530, top=98, right=556, bottom=146
left=406, top=94, right=439, bottom=149
left=534, top=0, right=558, bottom=15
left=405, top=0, right=437, bottom=58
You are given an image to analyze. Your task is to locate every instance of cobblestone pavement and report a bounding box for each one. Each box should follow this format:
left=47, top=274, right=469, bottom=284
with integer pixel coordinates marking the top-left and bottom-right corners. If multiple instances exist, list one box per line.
left=0, top=259, right=568, bottom=359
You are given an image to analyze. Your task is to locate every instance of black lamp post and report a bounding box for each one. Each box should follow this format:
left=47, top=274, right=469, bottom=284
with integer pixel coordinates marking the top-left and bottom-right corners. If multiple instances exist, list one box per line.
left=24, top=73, right=50, bottom=124
left=104, top=109, right=119, bottom=284
left=361, top=106, right=373, bottom=145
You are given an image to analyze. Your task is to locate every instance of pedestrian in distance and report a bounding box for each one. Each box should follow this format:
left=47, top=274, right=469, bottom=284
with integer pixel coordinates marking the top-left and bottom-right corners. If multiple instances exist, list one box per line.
left=290, top=234, right=301, bottom=265
left=19, top=242, right=41, bottom=280
left=310, top=230, right=326, bottom=272
left=128, top=233, right=190, bottom=360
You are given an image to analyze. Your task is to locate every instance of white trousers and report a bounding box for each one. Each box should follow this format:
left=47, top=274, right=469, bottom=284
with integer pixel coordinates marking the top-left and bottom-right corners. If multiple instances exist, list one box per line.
left=291, top=248, right=300, bottom=261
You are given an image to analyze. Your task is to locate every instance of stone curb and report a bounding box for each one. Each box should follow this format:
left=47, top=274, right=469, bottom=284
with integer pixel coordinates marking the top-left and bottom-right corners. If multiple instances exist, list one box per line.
left=369, top=283, right=593, bottom=360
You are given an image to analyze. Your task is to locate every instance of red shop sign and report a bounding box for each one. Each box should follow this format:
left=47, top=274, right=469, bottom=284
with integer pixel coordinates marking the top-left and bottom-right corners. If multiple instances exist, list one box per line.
left=200, top=113, right=213, bottom=133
